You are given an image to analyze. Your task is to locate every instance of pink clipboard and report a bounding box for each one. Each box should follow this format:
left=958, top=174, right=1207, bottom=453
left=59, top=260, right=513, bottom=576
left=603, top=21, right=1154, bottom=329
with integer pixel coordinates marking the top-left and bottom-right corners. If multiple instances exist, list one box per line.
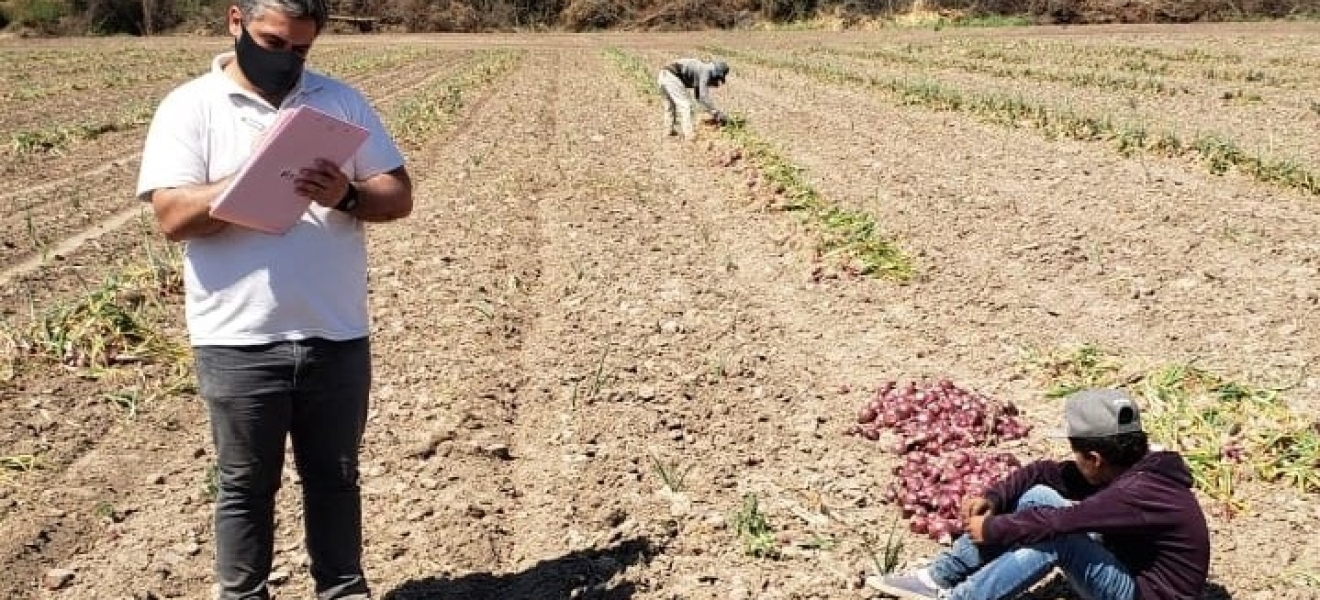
left=210, top=105, right=369, bottom=235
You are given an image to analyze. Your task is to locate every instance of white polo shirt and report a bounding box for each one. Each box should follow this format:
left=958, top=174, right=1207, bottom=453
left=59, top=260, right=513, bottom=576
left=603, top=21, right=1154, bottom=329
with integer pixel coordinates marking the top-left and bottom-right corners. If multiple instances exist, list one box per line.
left=136, top=53, right=405, bottom=346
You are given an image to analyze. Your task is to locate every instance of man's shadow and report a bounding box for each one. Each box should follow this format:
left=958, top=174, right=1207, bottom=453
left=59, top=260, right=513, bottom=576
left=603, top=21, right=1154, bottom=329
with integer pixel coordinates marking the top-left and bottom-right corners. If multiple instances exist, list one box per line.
left=383, top=537, right=657, bottom=600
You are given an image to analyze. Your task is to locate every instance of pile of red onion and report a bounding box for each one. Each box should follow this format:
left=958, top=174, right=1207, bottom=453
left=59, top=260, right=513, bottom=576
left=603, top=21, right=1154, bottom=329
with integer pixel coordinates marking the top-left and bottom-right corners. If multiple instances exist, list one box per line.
left=847, top=379, right=1032, bottom=544
left=882, top=450, right=1022, bottom=543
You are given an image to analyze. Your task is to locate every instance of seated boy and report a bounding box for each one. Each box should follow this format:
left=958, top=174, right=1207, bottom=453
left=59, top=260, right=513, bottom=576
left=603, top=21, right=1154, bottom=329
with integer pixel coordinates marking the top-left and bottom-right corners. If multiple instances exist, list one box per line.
left=873, top=388, right=1210, bottom=600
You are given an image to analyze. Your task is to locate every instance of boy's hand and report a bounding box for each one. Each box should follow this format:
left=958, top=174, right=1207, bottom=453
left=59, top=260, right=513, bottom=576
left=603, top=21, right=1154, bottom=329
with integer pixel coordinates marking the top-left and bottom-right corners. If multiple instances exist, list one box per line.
left=967, top=515, right=988, bottom=543
left=961, top=497, right=993, bottom=522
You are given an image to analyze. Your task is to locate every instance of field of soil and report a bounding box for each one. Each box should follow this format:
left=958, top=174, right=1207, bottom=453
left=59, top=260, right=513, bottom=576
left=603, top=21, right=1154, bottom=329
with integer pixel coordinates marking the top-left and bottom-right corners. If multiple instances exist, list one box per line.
left=1, top=23, right=1319, bottom=600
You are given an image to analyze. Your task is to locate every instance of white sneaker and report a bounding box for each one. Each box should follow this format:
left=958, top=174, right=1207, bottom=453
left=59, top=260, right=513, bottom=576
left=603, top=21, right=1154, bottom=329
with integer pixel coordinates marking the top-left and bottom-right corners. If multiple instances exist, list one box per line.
left=867, top=568, right=950, bottom=599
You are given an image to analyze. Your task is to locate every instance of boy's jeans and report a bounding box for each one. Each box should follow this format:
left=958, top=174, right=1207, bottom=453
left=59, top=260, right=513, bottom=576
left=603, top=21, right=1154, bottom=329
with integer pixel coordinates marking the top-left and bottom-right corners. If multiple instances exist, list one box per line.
left=194, top=338, right=372, bottom=600
left=927, top=485, right=1137, bottom=600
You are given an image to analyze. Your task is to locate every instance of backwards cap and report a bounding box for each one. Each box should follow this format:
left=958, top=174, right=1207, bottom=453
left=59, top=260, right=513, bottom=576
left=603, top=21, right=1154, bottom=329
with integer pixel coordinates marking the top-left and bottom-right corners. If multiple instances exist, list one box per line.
left=1062, top=388, right=1143, bottom=438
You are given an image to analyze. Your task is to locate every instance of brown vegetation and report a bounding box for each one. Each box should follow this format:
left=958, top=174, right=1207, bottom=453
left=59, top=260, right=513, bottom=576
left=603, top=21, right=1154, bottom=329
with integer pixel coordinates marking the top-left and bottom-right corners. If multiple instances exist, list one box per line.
left=0, top=0, right=1315, bottom=35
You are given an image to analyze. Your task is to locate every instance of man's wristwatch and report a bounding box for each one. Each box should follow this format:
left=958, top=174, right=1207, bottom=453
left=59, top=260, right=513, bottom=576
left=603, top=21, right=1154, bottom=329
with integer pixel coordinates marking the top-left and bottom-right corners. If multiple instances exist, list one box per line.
left=335, top=184, right=361, bottom=212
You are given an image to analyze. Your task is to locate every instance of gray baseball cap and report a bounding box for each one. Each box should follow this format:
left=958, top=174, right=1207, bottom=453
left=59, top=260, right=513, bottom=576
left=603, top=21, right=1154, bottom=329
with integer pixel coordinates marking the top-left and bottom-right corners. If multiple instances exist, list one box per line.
left=711, top=61, right=729, bottom=82
left=1062, top=388, right=1143, bottom=438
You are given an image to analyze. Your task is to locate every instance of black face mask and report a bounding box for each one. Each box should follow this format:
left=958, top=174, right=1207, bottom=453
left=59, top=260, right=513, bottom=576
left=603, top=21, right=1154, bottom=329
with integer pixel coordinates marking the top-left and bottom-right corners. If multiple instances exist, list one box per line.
left=234, top=25, right=305, bottom=98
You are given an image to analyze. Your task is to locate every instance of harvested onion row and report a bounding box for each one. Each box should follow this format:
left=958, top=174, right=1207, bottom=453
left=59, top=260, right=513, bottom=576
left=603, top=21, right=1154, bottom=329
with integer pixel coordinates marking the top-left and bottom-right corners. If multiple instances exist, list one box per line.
left=847, top=379, right=1032, bottom=544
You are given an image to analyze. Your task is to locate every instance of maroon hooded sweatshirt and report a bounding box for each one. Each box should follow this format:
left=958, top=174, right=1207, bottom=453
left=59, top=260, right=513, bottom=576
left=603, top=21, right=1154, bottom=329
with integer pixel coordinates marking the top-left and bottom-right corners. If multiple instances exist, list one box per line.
left=981, top=451, right=1210, bottom=600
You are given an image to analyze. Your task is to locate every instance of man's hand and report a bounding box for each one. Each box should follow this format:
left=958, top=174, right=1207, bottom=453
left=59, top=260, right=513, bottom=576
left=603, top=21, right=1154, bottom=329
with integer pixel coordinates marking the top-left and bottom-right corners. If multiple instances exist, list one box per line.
left=149, top=178, right=233, bottom=242
left=296, top=158, right=352, bottom=208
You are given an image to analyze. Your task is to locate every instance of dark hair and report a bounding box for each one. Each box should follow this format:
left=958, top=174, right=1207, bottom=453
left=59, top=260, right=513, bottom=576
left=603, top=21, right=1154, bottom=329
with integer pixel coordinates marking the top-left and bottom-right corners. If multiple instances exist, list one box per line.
left=239, top=0, right=329, bottom=31
left=711, top=60, right=730, bottom=83
left=1069, top=430, right=1149, bottom=468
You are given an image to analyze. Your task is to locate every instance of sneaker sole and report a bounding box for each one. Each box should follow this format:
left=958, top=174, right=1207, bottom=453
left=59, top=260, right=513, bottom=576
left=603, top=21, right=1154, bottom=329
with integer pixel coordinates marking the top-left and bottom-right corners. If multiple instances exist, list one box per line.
left=864, top=575, right=937, bottom=600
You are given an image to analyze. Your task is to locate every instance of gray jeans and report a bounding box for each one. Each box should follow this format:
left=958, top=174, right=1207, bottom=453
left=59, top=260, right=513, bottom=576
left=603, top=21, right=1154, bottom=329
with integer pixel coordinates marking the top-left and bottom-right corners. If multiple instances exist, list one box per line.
left=194, top=338, right=372, bottom=600
left=657, top=69, right=694, bottom=139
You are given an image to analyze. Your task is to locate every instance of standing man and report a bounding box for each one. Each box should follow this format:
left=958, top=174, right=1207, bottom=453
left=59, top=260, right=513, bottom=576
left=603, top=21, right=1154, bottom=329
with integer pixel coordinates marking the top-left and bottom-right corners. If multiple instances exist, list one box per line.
left=135, top=1, right=412, bottom=598
left=657, top=57, right=730, bottom=141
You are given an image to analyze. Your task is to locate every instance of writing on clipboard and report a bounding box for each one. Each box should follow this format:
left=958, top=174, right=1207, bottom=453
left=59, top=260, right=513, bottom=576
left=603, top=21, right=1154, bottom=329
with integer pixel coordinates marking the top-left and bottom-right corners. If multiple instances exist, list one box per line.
left=210, top=106, right=369, bottom=235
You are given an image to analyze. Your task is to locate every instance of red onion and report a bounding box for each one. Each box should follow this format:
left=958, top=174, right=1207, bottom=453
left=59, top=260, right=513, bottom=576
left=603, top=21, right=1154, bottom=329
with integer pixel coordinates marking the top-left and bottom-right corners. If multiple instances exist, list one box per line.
left=849, top=378, right=1030, bottom=545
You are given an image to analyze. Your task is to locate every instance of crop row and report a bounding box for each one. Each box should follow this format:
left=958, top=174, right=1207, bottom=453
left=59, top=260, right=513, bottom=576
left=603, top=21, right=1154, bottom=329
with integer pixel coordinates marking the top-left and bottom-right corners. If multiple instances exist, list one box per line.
left=850, top=38, right=1314, bottom=90
left=605, top=48, right=911, bottom=280
left=953, top=39, right=1243, bottom=66
left=713, top=46, right=1320, bottom=196
left=1025, top=344, right=1320, bottom=510
left=0, top=45, right=215, bottom=81
left=314, top=44, right=453, bottom=79
left=896, top=37, right=1318, bottom=85
left=388, top=49, right=525, bottom=150
left=0, top=42, right=447, bottom=94
left=3, top=43, right=460, bottom=158
left=809, top=44, right=1186, bottom=97
left=1, top=47, right=217, bottom=103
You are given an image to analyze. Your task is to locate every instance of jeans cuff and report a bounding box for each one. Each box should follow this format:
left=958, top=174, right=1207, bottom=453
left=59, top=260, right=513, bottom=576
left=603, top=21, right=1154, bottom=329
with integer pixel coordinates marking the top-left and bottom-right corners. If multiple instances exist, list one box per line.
left=924, top=565, right=957, bottom=590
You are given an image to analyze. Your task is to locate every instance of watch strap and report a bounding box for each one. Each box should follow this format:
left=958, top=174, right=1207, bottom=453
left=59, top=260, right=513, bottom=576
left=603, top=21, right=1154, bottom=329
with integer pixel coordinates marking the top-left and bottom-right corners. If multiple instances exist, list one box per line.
left=335, top=184, right=361, bottom=212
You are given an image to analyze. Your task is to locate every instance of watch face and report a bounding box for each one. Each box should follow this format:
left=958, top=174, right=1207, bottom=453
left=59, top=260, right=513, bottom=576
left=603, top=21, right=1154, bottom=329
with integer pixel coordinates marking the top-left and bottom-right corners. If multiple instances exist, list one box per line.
left=337, top=187, right=359, bottom=212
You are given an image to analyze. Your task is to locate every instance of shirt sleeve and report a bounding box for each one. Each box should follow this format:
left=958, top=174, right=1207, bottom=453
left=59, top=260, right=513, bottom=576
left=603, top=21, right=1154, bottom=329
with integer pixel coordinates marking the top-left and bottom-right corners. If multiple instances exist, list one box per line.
left=693, top=66, right=720, bottom=115
left=982, top=479, right=1151, bottom=546
left=135, top=87, right=208, bottom=202
left=345, top=88, right=405, bottom=180
left=983, top=459, right=1097, bottom=514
